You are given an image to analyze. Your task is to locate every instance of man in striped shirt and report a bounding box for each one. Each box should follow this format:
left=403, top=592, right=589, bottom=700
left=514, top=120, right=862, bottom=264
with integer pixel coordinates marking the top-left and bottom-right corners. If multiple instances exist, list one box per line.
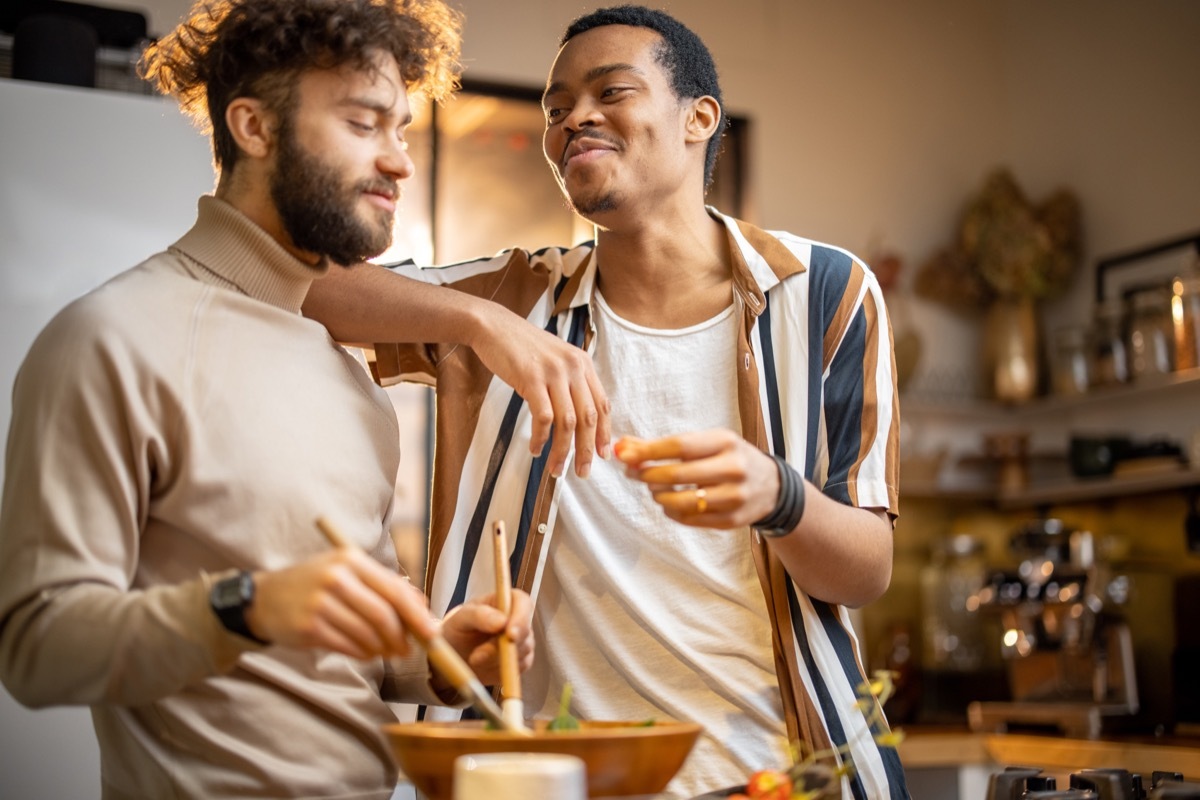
left=305, top=5, right=907, bottom=798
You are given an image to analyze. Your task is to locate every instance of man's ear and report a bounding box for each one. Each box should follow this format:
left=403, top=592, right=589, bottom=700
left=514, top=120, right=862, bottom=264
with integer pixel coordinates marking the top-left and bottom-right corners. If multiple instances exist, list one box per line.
left=685, top=95, right=722, bottom=144
left=225, top=97, right=275, bottom=159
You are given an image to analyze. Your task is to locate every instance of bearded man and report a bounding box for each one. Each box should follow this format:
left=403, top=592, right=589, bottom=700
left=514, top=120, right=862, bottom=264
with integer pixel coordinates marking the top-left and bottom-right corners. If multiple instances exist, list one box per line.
left=0, top=2, right=587, bottom=798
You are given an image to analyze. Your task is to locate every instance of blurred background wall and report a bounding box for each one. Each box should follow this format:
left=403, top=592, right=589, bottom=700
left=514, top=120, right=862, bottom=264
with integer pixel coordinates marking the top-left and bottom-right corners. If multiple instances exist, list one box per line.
left=1, top=1, right=1198, bottom=796
left=124, top=0, right=1200, bottom=395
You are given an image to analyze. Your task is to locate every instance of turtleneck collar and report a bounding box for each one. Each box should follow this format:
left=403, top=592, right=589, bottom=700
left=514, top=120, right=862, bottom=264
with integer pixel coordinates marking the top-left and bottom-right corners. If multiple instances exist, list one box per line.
left=171, top=195, right=330, bottom=314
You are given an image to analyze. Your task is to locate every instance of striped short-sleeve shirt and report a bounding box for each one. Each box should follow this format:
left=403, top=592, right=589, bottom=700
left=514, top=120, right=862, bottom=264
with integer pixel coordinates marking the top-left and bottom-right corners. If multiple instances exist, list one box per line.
left=372, top=207, right=907, bottom=799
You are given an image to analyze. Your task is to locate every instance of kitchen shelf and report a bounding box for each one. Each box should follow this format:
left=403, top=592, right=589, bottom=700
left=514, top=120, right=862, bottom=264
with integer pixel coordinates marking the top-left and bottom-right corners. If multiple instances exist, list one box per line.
left=900, top=367, right=1200, bottom=508
left=996, top=466, right=1200, bottom=509
left=902, top=365, right=1200, bottom=422
left=904, top=465, right=1200, bottom=510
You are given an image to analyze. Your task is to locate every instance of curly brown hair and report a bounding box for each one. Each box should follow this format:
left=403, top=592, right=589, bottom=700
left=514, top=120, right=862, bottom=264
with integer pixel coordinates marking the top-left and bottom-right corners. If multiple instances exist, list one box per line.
left=140, top=0, right=462, bottom=171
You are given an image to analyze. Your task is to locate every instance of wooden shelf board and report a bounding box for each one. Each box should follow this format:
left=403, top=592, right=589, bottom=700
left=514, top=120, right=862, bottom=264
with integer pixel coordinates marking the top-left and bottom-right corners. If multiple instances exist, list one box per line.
left=995, top=467, right=1200, bottom=509
left=902, top=367, right=1200, bottom=420
left=902, top=468, right=1200, bottom=509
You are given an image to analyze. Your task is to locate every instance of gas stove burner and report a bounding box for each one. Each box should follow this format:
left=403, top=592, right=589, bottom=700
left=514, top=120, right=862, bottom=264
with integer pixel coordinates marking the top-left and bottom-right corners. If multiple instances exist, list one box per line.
left=986, top=766, right=1200, bottom=800
left=1072, top=768, right=1145, bottom=799
left=987, top=767, right=1097, bottom=800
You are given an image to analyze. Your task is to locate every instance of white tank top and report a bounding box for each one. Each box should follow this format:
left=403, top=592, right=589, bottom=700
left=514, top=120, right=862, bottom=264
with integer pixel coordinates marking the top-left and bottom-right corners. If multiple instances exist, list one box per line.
left=525, top=290, right=790, bottom=798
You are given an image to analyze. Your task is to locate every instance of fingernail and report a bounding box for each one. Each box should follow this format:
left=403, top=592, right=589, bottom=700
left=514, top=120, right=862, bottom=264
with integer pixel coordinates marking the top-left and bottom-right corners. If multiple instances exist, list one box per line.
left=598, top=443, right=611, bottom=459
left=578, top=461, right=591, bottom=479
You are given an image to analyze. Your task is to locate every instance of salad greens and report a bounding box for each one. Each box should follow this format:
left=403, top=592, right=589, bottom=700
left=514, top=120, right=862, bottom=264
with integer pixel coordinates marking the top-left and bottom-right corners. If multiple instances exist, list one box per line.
left=547, top=683, right=581, bottom=731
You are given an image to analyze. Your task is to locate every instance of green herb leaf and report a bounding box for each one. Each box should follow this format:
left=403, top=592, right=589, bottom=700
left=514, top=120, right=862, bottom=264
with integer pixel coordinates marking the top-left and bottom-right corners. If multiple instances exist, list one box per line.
left=547, top=683, right=580, bottom=731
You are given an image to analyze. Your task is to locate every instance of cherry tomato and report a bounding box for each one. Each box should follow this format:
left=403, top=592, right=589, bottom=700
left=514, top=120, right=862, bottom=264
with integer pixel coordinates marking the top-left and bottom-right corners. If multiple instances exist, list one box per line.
left=745, top=769, right=793, bottom=800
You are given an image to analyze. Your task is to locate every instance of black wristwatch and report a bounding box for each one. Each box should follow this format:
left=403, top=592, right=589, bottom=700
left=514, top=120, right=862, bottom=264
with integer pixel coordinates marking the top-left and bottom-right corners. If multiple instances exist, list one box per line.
left=210, top=571, right=269, bottom=645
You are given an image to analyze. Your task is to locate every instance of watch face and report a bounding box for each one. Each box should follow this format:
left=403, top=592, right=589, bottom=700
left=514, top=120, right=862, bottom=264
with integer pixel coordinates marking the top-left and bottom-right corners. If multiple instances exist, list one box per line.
left=212, top=574, right=250, bottom=610
left=210, top=572, right=265, bottom=643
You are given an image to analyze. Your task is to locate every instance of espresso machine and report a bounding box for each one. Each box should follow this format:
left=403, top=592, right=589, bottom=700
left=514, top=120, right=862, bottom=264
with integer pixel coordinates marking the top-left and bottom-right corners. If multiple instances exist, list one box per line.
left=968, top=519, right=1139, bottom=739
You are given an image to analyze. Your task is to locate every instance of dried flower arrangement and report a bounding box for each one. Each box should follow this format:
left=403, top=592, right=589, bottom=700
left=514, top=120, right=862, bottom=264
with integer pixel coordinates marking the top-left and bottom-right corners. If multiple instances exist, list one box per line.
left=722, top=671, right=905, bottom=800
left=915, top=168, right=1083, bottom=312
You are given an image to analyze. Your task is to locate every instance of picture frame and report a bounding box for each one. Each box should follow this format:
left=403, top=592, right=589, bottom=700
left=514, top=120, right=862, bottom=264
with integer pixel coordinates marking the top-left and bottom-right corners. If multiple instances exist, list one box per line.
left=1094, top=229, right=1200, bottom=304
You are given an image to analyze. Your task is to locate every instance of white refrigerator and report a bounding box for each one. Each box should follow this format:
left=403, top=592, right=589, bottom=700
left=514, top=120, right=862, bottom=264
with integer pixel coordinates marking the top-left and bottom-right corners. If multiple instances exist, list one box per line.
left=0, top=76, right=214, bottom=798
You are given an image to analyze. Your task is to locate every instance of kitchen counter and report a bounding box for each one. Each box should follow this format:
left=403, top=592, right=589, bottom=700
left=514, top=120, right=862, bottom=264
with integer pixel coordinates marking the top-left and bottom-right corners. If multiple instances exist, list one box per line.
left=898, top=725, right=1200, bottom=777
left=393, top=728, right=1200, bottom=799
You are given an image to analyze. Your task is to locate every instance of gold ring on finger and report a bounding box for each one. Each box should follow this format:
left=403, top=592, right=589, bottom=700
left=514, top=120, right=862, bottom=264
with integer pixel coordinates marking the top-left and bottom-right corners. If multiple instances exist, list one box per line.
left=695, top=488, right=708, bottom=514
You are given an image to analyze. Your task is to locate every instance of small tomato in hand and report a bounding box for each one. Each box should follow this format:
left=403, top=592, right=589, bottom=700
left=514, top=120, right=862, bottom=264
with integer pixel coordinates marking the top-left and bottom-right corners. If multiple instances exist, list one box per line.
left=745, top=769, right=792, bottom=800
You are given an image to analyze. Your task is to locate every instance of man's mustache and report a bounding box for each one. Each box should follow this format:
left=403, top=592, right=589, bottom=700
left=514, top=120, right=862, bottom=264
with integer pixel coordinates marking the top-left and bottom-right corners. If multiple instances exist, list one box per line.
left=561, top=131, right=621, bottom=168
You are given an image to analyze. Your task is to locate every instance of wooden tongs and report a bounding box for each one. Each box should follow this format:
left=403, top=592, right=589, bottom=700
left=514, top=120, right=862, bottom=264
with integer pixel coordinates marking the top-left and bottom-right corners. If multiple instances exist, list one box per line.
left=492, top=520, right=527, bottom=731
left=315, top=516, right=529, bottom=735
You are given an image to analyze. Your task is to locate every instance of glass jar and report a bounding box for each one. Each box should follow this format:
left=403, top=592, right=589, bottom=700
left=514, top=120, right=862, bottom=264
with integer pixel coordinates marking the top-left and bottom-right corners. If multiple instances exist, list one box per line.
left=1051, top=324, right=1091, bottom=396
left=1089, top=298, right=1129, bottom=387
left=1127, top=286, right=1174, bottom=379
left=920, top=533, right=987, bottom=672
left=1171, top=275, right=1200, bottom=372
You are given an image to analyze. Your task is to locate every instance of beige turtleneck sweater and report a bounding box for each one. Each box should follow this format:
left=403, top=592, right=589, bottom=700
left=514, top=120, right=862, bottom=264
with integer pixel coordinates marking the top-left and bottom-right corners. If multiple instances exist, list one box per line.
left=0, top=196, right=438, bottom=799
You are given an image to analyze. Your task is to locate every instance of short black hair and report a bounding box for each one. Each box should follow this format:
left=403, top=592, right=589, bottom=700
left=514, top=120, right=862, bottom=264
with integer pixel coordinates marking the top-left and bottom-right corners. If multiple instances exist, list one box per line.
left=562, top=4, right=727, bottom=189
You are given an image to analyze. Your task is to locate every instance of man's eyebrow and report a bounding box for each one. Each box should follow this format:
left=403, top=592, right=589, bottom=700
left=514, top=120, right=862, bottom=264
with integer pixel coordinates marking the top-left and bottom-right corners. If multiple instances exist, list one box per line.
left=542, top=62, right=644, bottom=103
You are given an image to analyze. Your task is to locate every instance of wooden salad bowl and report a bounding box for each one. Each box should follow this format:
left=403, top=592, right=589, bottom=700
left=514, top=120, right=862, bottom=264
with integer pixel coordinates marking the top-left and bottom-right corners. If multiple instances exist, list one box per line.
left=383, top=718, right=702, bottom=799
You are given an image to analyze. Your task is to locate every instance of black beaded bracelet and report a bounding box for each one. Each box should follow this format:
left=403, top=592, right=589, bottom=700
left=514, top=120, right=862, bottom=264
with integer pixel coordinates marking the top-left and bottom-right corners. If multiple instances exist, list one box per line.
left=753, top=454, right=806, bottom=538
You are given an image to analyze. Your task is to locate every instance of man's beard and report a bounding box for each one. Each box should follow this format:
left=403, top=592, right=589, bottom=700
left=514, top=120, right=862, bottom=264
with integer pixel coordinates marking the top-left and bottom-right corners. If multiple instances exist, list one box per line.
left=567, top=190, right=618, bottom=218
left=554, top=131, right=623, bottom=218
left=271, top=125, right=395, bottom=267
